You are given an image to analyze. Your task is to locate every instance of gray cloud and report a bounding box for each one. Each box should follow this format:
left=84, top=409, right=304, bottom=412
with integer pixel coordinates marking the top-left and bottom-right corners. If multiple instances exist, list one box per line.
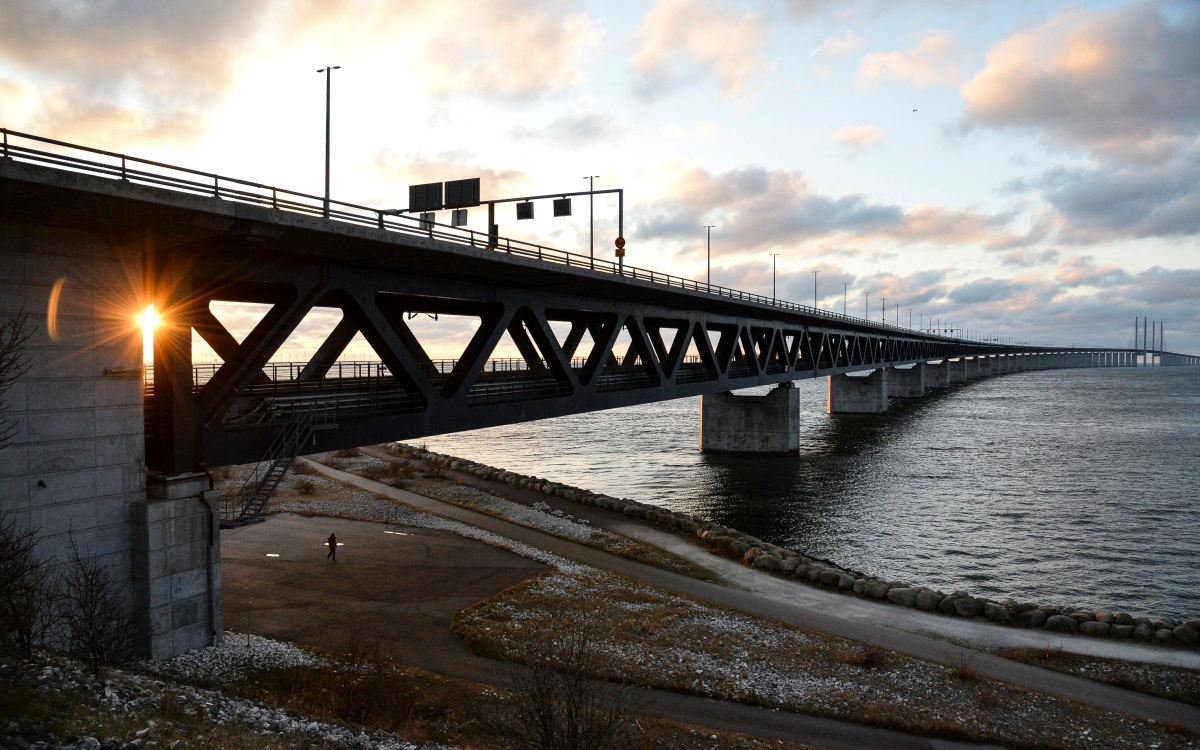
left=0, top=0, right=271, bottom=145
left=958, top=2, right=1200, bottom=163
left=635, top=164, right=1017, bottom=253
left=511, top=111, right=622, bottom=146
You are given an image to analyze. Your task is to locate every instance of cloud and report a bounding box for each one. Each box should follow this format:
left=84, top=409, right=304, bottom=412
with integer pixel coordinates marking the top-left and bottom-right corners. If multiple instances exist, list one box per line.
left=511, top=106, right=622, bottom=145
left=0, top=0, right=272, bottom=146
left=958, top=2, right=1200, bottom=162
left=632, top=0, right=770, bottom=99
left=1020, top=153, right=1200, bottom=243
left=370, top=149, right=528, bottom=203
left=1054, top=255, right=1132, bottom=288
left=857, top=30, right=966, bottom=91
left=635, top=164, right=1019, bottom=254
left=810, top=30, right=865, bottom=59
left=831, top=125, right=884, bottom=153
left=290, top=0, right=602, bottom=102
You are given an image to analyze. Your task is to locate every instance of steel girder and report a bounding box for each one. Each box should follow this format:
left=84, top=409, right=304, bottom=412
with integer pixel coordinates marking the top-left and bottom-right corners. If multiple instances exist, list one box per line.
left=147, top=250, right=992, bottom=471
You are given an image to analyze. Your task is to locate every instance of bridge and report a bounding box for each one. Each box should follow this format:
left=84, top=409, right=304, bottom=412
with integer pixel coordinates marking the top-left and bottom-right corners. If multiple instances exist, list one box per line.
left=1, top=128, right=1195, bottom=659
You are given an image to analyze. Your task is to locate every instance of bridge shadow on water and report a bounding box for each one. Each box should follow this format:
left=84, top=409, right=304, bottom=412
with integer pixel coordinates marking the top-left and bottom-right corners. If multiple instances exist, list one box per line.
left=691, top=387, right=959, bottom=553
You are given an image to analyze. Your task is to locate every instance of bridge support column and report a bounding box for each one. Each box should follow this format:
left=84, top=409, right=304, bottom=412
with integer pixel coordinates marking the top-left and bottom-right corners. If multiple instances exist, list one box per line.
left=887, top=364, right=926, bottom=398
left=978, top=357, right=993, bottom=377
left=963, top=357, right=981, bottom=380
left=828, top=370, right=888, bottom=414
left=949, top=358, right=968, bottom=383
left=925, top=360, right=951, bottom=387
left=134, top=474, right=223, bottom=659
left=699, top=383, right=799, bottom=454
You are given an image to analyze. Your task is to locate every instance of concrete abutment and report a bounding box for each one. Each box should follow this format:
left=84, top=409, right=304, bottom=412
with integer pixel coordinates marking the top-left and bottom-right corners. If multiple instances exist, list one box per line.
left=700, top=383, right=800, bottom=454
left=827, top=369, right=888, bottom=414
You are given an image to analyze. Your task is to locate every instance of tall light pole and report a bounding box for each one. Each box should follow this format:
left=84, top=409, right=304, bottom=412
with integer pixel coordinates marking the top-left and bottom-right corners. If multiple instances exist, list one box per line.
left=703, top=225, right=715, bottom=287
left=842, top=282, right=848, bottom=317
left=584, top=175, right=599, bottom=263
left=812, top=270, right=819, bottom=310
left=864, top=291, right=869, bottom=319
left=317, top=65, right=341, bottom=219
left=881, top=297, right=887, bottom=324
left=908, top=308, right=912, bottom=328
left=769, top=253, right=779, bottom=302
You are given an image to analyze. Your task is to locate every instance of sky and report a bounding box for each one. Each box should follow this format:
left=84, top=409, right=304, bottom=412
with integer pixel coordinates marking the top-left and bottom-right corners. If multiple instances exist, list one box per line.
left=2, top=0, right=1198, bottom=359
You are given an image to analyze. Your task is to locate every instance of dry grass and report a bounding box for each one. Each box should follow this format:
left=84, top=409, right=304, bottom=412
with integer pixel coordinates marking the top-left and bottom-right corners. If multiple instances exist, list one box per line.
left=332, top=448, right=360, bottom=459
left=999, top=645, right=1200, bottom=706
left=453, top=570, right=1196, bottom=750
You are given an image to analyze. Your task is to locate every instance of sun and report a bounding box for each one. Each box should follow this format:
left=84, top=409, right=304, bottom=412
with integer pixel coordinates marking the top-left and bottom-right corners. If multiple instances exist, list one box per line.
left=140, top=304, right=160, bottom=363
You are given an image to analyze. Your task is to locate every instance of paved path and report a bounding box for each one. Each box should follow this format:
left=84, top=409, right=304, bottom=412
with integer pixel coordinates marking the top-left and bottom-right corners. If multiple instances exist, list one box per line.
left=314, top=455, right=1200, bottom=737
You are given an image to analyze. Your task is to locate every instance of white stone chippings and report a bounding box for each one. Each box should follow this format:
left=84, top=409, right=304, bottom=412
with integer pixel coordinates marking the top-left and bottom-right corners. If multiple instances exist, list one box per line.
left=21, top=654, right=459, bottom=750
left=137, top=632, right=324, bottom=685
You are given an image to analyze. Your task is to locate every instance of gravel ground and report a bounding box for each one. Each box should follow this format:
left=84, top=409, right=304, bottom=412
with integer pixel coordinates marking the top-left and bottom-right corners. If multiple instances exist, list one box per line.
left=456, top=570, right=1199, bottom=749
left=0, top=636, right=457, bottom=750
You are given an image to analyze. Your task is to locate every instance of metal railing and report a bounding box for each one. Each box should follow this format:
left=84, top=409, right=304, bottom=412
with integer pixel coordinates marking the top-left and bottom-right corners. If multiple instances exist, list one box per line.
left=1, top=127, right=977, bottom=343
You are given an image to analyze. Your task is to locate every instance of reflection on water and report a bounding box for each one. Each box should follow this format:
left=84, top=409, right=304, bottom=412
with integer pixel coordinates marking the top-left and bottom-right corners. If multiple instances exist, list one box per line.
left=422, top=368, right=1200, bottom=618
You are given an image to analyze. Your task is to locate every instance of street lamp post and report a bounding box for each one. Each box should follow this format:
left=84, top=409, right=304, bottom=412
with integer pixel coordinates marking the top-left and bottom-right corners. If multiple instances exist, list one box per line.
left=881, top=297, right=886, bottom=324
left=317, top=65, right=341, bottom=219
left=865, top=292, right=869, bottom=319
left=770, top=253, right=779, bottom=302
left=703, top=225, right=714, bottom=287
left=812, top=270, right=819, bottom=310
left=584, top=175, right=599, bottom=264
left=842, top=282, right=848, bottom=317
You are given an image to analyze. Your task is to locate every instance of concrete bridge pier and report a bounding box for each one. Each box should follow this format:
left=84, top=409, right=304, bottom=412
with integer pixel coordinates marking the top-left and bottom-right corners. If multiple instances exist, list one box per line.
left=887, top=364, right=926, bottom=398
left=137, top=474, right=222, bottom=660
left=699, top=383, right=800, bottom=454
left=925, top=360, right=951, bottom=387
left=828, top=369, right=888, bottom=414
left=978, top=357, right=993, bottom=377
left=949, top=358, right=969, bottom=383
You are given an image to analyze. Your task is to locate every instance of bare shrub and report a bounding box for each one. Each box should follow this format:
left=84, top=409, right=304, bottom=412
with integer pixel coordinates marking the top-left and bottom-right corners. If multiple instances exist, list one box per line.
left=57, top=533, right=142, bottom=676
left=291, top=460, right=317, bottom=476
left=294, top=479, right=318, bottom=496
left=492, top=618, right=641, bottom=750
left=0, top=310, right=32, bottom=451
left=333, top=448, right=359, bottom=459
left=949, top=652, right=979, bottom=682
left=0, top=514, right=56, bottom=658
left=831, top=644, right=885, bottom=669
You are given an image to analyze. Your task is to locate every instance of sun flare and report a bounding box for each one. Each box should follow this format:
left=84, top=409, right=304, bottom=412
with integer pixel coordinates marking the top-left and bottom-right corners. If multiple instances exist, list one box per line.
left=140, top=304, right=159, bottom=363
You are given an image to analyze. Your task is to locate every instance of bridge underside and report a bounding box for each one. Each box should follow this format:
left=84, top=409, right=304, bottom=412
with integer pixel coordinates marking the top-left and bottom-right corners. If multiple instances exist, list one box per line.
left=148, top=249, right=1001, bottom=472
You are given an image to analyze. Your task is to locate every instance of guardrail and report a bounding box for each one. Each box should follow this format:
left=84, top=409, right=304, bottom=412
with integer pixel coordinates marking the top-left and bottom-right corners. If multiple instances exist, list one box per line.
left=0, top=127, right=994, bottom=344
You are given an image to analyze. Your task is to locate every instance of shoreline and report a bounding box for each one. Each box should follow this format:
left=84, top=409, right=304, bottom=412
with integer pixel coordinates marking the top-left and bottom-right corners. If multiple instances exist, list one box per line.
left=378, top=442, right=1200, bottom=653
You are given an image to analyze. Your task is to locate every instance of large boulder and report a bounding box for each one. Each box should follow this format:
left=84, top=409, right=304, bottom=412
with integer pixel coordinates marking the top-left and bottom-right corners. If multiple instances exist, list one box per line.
left=1068, top=611, right=1095, bottom=623
left=1173, top=625, right=1199, bottom=646
left=1112, top=612, right=1135, bottom=626
left=1079, top=621, right=1111, bottom=637
left=1044, top=615, right=1079, bottom=633
left=819, top=569, right=842, bottom=587
left=838, top=573, right=856, bottom=591
left=865, top=580, right=890, bottom=600
left=853, top=578, right=869, bottom=595
left=953, top=598, right=984, bottom=617
left=915, top=589, right=941, bottom=611
left=1134, top=623, right=1154, bottom=639
left=1014, top=609, right=1047, bottom=628
left=1093, top=611, right=1115, bottom=624
left=983, top=602, right=1013, bottom=625
left=1111, top=624, right=1135, bottom=639
left=886, top=587, right=922, bottom=608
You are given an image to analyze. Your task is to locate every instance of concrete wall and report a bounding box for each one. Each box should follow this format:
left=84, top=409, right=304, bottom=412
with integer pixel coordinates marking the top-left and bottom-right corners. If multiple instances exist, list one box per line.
left=700, top=384, right=799, bottom=454
left=136, top=474, right=221, bottom=659
left=887, top=364, right=925, bottom=398
left=827, top=369, right=888, bottom=414
left=0, top=219, right=218, bottom=659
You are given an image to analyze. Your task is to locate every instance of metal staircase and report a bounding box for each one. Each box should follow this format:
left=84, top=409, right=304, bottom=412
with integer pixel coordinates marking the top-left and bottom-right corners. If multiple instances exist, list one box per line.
left=220, top=403, right=335, bottom=528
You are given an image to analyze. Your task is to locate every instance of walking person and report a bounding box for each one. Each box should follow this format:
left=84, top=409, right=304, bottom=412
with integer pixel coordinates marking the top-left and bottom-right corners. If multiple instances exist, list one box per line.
left=327, top=532, right=337, bottom=561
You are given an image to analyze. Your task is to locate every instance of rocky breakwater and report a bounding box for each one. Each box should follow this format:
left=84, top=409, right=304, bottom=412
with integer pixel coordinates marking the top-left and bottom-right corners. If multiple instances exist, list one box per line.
left=391, top=444, right=1200, bottom=650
